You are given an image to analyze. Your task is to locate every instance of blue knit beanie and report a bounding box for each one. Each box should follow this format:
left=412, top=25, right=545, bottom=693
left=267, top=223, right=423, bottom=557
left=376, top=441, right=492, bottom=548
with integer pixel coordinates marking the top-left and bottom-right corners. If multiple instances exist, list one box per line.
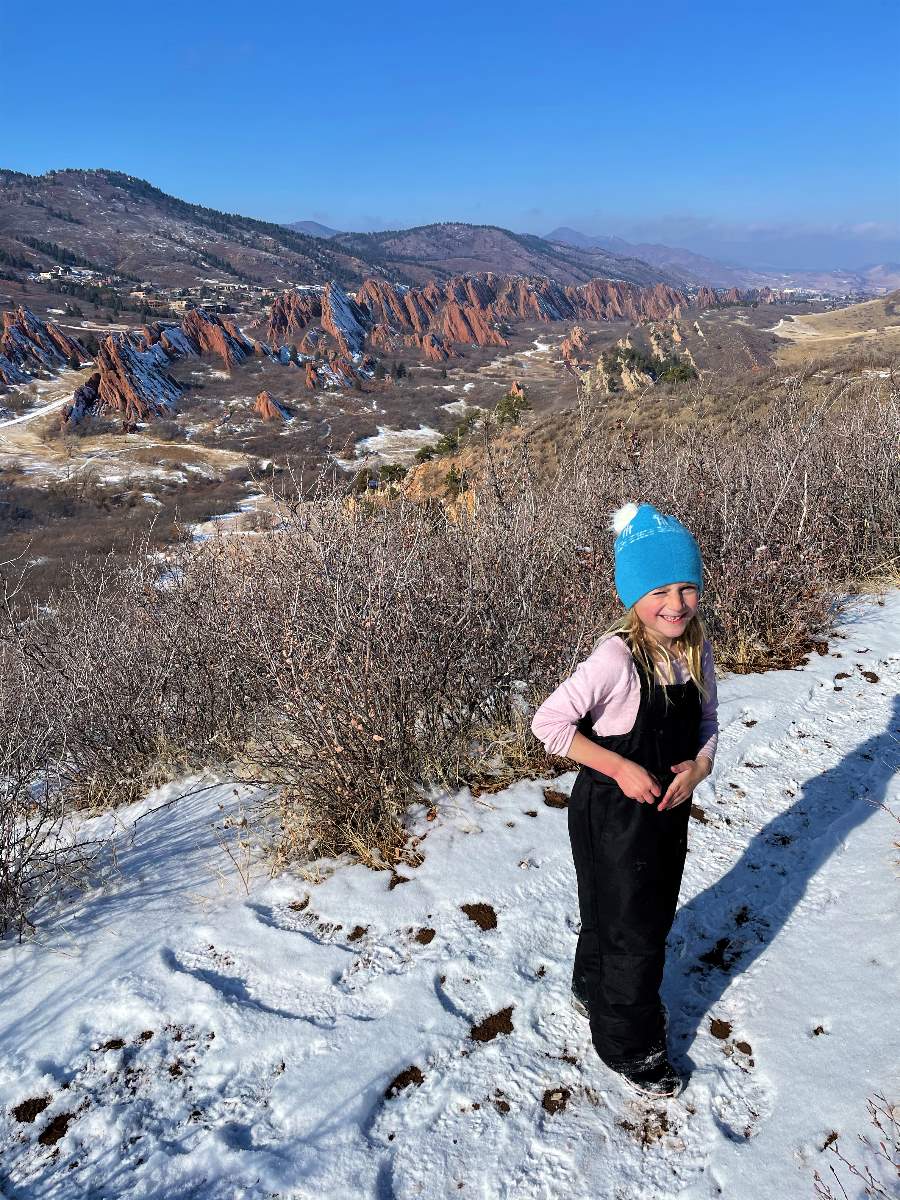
left=611, top=502, right=703, bottom=609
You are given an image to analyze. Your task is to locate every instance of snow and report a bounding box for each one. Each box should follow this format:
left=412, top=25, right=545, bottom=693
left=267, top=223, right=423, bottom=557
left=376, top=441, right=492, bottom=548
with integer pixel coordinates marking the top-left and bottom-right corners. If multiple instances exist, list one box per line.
left=0, top=594, right=898, bottom=1199
left=335, top=424, right=441, bottom=469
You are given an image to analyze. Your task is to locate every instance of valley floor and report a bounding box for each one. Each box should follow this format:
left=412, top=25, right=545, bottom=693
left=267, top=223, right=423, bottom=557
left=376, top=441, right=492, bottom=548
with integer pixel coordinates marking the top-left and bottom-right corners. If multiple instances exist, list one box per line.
left=1, top=595, right=898, bottom=1199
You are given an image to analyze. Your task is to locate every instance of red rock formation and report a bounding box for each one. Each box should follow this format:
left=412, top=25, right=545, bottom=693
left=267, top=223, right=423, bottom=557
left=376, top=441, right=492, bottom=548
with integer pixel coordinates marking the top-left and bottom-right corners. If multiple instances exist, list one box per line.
left=694, top=287, right=719, bottom=310
left=95, top=334, right=182, bottom=423
left=369, top=323, right=454, bottom=362
left=508, top=379, right=527, bottom=400
left=320, top=283, right=368, bottom=357
left=254, top=390, right=291, bottom=421
left=0, top=306, right=86, bottom=384
left=267, top=289, right=323, bottom=347
left=439, top=301, right=507, bottom=347
left=561, top=325, right=590, bottom=366
left=304, top=362, right=319, bottom=390
left=268, top=274, right=758, bottom=369
left=179, top=307, right=254, bottom=370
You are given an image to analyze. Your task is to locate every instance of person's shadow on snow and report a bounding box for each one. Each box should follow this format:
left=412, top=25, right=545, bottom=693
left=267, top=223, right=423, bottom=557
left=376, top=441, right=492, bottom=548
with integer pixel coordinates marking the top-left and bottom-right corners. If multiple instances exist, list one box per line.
left=665, top=693, right=900, bottom=1059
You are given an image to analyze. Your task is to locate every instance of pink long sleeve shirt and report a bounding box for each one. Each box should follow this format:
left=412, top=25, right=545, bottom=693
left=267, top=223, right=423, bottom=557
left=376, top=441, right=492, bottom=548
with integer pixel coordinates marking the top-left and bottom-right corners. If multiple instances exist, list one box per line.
left=530, top=635, right=719, bottom=765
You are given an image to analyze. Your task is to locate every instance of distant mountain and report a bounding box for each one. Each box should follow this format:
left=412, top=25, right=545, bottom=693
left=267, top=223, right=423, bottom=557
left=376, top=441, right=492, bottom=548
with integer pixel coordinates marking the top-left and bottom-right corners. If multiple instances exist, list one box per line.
left=331, top=223, right=674, bottom=287
left=545, top=227, right=766, bottom=289
left=285, top=219, right=342, bottom=239
left=545, top=227, right=897, bottom=295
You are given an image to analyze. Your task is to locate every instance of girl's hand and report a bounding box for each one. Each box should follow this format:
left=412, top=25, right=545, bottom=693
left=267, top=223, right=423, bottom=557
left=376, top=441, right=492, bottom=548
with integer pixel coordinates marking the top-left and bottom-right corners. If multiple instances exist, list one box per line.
left=612, top=760, right=661, bottom=805
left=658, top=759, right=707, bottom=811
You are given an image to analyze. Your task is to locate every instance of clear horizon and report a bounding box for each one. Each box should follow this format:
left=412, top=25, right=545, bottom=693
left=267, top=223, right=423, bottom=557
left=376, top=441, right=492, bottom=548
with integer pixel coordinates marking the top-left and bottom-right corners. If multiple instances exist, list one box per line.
left=5, top=0, right=899, bottom=271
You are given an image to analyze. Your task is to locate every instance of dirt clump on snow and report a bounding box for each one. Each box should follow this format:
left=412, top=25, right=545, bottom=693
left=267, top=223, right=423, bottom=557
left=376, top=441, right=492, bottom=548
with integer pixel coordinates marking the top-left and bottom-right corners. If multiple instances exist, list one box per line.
left=470, top=1006, right=514, bottom=1042
left=460, top=902, right=497, bottom=930
left=385, top=1064, right=425, bottom=1098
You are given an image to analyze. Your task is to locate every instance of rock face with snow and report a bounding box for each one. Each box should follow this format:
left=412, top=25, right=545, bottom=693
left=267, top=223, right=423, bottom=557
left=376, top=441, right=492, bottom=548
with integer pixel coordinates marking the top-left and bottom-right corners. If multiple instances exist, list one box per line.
left=253, top=390, right=291, bottom=422
left=94, top=334, right=182, bottom=423
left=60, top=371, right=102, bottom=429
left=0, top=306, right=85, bottom=385
left=320, top=282, right=368, bottom=357
left=141, top=308, right=256, bottom=371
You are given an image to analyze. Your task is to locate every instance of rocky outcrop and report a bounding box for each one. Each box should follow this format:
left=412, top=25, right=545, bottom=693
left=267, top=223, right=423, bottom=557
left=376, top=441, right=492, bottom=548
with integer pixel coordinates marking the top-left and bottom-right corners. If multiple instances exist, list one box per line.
left=60, top=371, right=102, bottom=429
left=140, top=308, right=256, bottom=370
left=254, top=390, right=291, bottom=421
left=95, top=334, right=182, bottom=422
left=507, top=379, right=527, bottom=400
left=0, top=306, right=86, bottom=385
left=304, top=362, right=319, bottom=390
left=561, top=324, right=590, bottom=366
left=179, top=308, right=254, bottom=370
left=266, top=289, right=323, bottom=347
left=321, top=282, right=368, bottom=357
left=266, top=273, right=765, bottom=382
left=369, top=323, right=454, bottom=362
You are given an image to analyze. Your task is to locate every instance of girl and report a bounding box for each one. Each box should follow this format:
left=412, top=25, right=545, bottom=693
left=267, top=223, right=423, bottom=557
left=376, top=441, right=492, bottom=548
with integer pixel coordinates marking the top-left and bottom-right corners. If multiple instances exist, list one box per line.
left=531, top=502, right=718, bottom=1099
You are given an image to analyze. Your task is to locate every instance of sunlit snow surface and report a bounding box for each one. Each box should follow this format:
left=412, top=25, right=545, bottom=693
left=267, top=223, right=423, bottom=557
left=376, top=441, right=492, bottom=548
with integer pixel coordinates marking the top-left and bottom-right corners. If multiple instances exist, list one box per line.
left=0, top=595, right=898, bottom=1199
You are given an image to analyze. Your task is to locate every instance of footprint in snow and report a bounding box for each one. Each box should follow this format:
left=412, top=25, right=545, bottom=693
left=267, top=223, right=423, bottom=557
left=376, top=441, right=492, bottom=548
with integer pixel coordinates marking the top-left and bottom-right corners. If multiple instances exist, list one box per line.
left=162, top=944, right=388, bottom=1026
left=336, top=926, right=437, bottom=994
left=247, top=899, right=348, bottom=946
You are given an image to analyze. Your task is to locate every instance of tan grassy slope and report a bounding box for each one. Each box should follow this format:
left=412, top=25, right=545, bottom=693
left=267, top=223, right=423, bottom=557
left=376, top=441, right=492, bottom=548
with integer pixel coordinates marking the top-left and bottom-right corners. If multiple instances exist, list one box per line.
left=772, top=290, right=900, bottom=364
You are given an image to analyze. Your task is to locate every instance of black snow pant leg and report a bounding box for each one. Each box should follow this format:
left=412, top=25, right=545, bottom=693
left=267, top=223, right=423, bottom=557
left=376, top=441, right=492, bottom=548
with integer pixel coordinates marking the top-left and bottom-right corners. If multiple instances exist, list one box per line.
left=568, top=768, right=687, bottom=1068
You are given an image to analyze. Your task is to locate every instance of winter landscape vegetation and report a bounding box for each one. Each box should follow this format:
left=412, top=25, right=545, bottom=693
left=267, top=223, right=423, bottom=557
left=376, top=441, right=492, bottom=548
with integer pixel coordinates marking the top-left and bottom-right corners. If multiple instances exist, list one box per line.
left=1, top=2, right=899, bottom=1197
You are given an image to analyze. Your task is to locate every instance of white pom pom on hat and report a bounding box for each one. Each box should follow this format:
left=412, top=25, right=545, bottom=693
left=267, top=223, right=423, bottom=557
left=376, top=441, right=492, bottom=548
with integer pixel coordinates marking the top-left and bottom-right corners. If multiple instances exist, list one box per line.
left=610, top=501, right=640, bottom=536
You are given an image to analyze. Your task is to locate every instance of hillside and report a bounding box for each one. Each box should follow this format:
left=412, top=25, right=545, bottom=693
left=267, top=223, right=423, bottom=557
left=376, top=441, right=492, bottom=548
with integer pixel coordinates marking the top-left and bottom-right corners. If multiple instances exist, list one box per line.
left=331, top=223, right=673, bottom=286
left=771, top=289, right=900, bottom=364
left=0, top=169, right=378, bottom=289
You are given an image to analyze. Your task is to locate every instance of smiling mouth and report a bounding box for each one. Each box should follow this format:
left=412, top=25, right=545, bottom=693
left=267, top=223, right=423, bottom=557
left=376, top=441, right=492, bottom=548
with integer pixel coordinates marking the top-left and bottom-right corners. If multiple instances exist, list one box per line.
left=660, top=615, right=687, bottom=623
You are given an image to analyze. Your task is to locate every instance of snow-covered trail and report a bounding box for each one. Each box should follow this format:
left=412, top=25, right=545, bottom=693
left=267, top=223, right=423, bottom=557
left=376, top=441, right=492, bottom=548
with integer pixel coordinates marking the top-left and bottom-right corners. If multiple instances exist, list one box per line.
left=0, top=595, right=897, bottom=1200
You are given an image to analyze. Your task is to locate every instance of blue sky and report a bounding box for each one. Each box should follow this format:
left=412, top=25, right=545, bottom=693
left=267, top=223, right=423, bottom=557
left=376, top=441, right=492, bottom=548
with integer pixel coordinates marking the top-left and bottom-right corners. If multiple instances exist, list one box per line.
left=5, top=0, right=898, bottom=268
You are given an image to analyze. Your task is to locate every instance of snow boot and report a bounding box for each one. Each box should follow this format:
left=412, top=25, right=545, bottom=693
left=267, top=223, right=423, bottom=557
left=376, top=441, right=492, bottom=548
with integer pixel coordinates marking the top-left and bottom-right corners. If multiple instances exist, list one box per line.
left=613, top=1053, right=684, bottom=1099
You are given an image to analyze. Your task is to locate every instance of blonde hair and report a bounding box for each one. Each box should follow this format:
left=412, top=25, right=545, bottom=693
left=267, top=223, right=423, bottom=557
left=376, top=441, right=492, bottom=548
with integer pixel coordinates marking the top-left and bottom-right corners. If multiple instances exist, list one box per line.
left=595, top=607, right=710, bottom=702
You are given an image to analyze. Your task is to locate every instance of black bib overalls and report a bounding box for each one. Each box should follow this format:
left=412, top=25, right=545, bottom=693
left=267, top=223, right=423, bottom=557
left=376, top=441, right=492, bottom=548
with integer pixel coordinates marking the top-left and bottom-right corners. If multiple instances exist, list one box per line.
left=567, top=645, right=701, bottom=1070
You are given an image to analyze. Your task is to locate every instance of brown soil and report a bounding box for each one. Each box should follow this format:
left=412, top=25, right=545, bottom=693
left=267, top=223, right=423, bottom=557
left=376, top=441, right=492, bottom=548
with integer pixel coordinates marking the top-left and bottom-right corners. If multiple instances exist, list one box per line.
left=12, top=1095, right=51, bottom=1123
left=618, top=1109, right=671, bottom=1147
left=542, top=1087, right=571, bottom=1115
left=470, top=1006, right=514, bottom=1043
left=689, top=804, right=709, bottom=824
left=385, top=1064, right=425, bottom=1098
left=460, top=902, right=497, bottom=931
left=347, top=925, right=368, bottom=942
left=710, top=1018, right=732, bottom=1040
left=736, top=1041, right=753, bottom=1056
left=38, top=1111, right=74, bottom=1146
left=414, top=928, right=436, bottom=945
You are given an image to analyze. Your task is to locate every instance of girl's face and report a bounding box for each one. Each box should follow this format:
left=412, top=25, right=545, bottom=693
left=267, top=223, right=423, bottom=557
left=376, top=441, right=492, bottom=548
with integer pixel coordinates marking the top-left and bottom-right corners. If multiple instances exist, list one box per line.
left=633, top=581, right=699, bottom=647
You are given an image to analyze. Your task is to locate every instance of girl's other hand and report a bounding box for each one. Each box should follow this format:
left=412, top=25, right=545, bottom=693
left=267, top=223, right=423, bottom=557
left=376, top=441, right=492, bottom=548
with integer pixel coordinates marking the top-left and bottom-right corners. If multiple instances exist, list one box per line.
left=658, top=759, right=705, bottom=811
left=613, top=760, right=661, bottom=805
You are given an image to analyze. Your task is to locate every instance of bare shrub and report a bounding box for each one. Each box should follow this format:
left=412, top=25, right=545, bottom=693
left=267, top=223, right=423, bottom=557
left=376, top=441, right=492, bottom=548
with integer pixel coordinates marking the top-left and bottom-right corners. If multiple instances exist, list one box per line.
left=0, top=641, right=92, bottom=938
left=6, top=539, right=255, bottom=813
left=813, top=1092, right=899, bottom=1199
